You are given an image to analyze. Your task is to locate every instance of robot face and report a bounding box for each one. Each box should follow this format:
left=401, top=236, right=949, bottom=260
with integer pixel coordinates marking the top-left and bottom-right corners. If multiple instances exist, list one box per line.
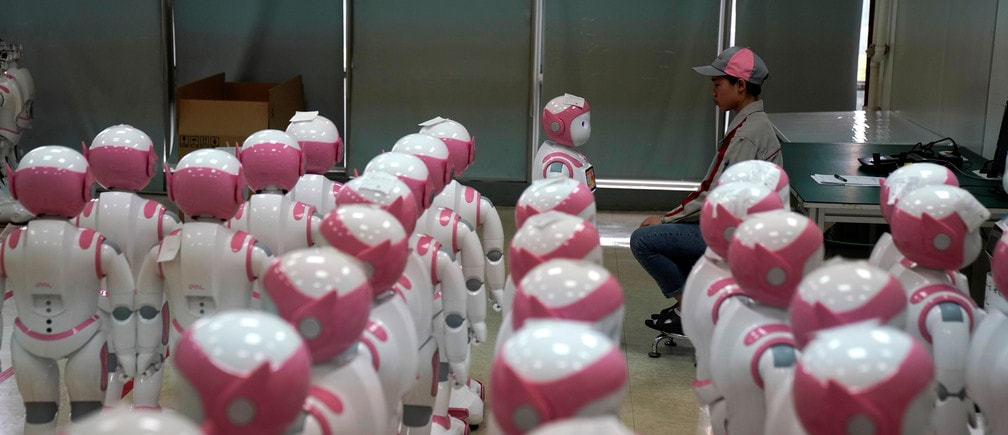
left=172, top=310, right=312, bottom=435
left=286, top=113, right=343, bottom=174
left=718, top=159, right=791, bottom=209
left=568, top=112, right=591, bottom=147
left=508, top=211, right=602, bottom=283
left=12, top=145, right=92, bottom=217
left=86, top=124, right=156, bottom=191
left=541, top=94, right=591, bottom=147
left=889, top=185, right=989, bottom=270
left=318, top=205, right=410, bottom=296
left=515, top=177, right=597, bottom=228
left=238, top=129, right=304, bottom=192
left=512, top=259, right=624, bottom=342
left=878, top=163, right=957, bottom=222
left=418, top=117, right=475, bottom=177
left=364, top=151, right=434, bottom=210
left=261, top=247, right=373, bottom=363
left=391, top=133, right=453, bottom=195
left=168, top=149, right=246, bottom=220
left=700, top=182, right=783, bottom=258
left=336, top=171, right=420, bottom=234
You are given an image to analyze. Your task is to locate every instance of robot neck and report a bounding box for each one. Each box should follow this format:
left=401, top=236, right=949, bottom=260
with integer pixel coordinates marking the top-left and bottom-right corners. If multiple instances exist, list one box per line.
left=256, top=186, right=286, bottom=195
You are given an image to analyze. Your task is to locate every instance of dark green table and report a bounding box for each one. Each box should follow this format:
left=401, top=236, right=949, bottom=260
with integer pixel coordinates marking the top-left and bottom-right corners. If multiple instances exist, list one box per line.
left=782, top=142, right=1008, bottom=230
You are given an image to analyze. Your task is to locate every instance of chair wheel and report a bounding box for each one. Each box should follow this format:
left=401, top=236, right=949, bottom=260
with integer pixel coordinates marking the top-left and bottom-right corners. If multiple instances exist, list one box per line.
left=648, top=350, right=661, bottom=358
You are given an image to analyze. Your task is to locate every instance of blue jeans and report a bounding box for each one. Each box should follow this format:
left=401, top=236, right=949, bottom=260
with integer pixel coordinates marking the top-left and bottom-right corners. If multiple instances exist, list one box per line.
left=630, top=222, right=707, bottom=299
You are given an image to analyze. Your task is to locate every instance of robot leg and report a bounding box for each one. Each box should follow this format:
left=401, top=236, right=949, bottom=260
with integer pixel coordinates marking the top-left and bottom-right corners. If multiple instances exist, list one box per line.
left=64, top=332, right=106, bottom=422
left=11, top=338, right=60, bottom=433
left=402, top=338, right=439, bottom=435
left=430, top=359, right=467, bottom=435
left=448, top=343, right=484, bottom=427
left=131, top=355, right=165, bottom=410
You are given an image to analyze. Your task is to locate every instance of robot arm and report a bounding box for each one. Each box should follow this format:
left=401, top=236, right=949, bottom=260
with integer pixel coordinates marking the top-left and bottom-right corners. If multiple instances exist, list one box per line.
left=435, top=247, right=470, bottom=385
left=159, top=210, right=182, bottom=239
left=103, top=241, right=139, bottom=378
left=758, top=344, right=800, bottom=404
left=478, top=197, right=506, bottom=310
left=249, top=241, right=275, bottom=309
left=309, top=211, right=324, bottom=248
left=457, top=222, right=487, bottom=344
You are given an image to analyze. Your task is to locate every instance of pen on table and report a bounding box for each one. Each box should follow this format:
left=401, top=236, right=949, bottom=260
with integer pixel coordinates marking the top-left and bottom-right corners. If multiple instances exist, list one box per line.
left=834, top=174, right=848, bottom=182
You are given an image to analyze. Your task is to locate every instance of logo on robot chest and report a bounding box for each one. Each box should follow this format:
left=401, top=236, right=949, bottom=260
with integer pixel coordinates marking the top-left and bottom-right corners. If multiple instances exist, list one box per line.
left=188, top=283, right=206, bottom=291
left=35, top=281, right=52, bottom=288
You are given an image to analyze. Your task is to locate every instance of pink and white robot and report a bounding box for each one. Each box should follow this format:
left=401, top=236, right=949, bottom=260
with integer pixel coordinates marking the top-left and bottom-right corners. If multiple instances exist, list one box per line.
left=171, top=310, right=312, bottom=435
left=135, top=148, right=273, bottom=350
left=708, top=210, right=824, bottom=435
left=680, top=181, right=782, bottom=403
left=489, top=319, right=627, bottom=435
left=3, top=146, right=136, bottom=433
left=76, top=124, right=181, bottom=409
left=785, top=322, right=936, bottom=435
left=526, top=416, right=634, bottom=435
left=260, top=245, right=392, bottom=435
left=0, top=40, right=34, bottom=223
left=285, top=111, right=344, bottom=215
left=871, top=162, right=959, bottom=272
left=497, top=259, right=624, bottom=350
left=532, top=94, right=594, bottom=191
left=966, top=230, right=1008, bottom=434
left=62, top=406, right=202, bottom=435
left=228, top=129, right=323, bottom=256
left=716, top=159, right=790, bottom=208
left=336, top=170, right=421, bottom=234
left=888, top=184, right=988, bottom=435
left=364, top=151, right=435, bottom=211
left=514, top=177, right=596, bottom=229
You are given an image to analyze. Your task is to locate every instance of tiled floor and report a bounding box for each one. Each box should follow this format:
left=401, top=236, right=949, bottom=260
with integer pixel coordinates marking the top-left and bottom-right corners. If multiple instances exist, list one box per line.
left=0, top=207, right=711, bottom=434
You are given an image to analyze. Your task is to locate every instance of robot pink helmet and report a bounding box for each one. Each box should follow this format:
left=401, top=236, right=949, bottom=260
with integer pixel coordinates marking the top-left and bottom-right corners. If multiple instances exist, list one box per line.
left=541, top=94, right=591, bottom=147
left=11, top=145, right=93, bottom=218
left=515, top=178, right=597, bottom=228
left=889, top=184, right=989, bottom=270
left=878, top=162, right=958, bottom=222
left=166, top=149, right=248, bottom=220
left=237, top=129, right=304, bottom=192
left=512, top=259, right=625, bottom=341
left=336, top=171, right=420, bottom=234
left=717, top=159, right=790, bottom=208
left=508, top=211, right=603, bottom=284
left=84, top=124, right=156, bottom=191
left=391, top=133, right=453, bottom=196
left=261, top=247, right=374, bottom=363
left=318, top=204, right=410, bottom=295
left=364, top=151, right=434, bottom=210
left=285, top=112, right=343, bottom=174
left=418, top=117, right=475, bottom=177
left=700, top=181, right=783, bottom=259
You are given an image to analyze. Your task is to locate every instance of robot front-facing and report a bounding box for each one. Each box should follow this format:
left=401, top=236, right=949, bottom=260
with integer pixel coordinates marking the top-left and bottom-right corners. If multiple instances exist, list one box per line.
left=0, top=40, right=34, bottom=223
left=285, top=111, right=344, bottom=215
left=260, top=246, right=393, bottom=435
left=888, top=184, right=988, bottom=435
left=229, top=129, right=323, bottom=256
left=489, top=320, right=627, bottom=435
left=171, top=310, right=312, bottom=435
left=532, top=93, right=595, bottom=190
left=680, top=181, right=783, bottom=407
left=135, top=149, right=273, bottom=349
left=966, top=230, right=1008, bottom=434
left=871, top=162, right=959, bottom=272
left=76, top=124, right=181, bottom=409
left=3, top=146, right=136, bottom=432
left=709, top=210, right=824, bottom=435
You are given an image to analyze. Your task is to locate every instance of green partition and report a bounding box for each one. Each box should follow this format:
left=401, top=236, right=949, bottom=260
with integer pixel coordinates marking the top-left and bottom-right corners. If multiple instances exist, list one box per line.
left=542, top=1, right=721, bottom=181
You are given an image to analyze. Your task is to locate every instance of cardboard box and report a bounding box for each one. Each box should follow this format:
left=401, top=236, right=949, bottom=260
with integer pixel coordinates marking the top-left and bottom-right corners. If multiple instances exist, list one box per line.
left=176, top=73, right=304, bottom=157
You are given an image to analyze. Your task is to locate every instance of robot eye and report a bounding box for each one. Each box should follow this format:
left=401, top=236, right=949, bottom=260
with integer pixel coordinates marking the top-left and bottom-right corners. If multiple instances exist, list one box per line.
left=581, top=121, right=586, bottom=127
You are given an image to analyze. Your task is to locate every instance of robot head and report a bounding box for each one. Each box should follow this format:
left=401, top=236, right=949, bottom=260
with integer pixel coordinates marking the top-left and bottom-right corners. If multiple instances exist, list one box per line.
left=418, top=117, right=475, bottom=177
left=84, top=124, right=156, bottom=191
left=541, top=94, right=591, bottom=147
left=727, top=210, right=824, bottom=308
left=285, top=112, right=343, bottom=174
left=391, top=132, right=453, bottom=196
left=789, top=259, right=907, bottom=349
left=879, top=163, right=958, bottom=222
left=336, top=171, right=420, bottom=234
left=363, top=151, right=434, bottom=210
left=261, top=247, right=373, bottom=364
left=172, top=310, right=312, bottom=435
left=700, top=181, right=783, bottom=259
left=509, top=211, right=603, bottom=285
left=513, top=259, right=625, bottom=342
left=62, top=406, right=202, bottom=435
left=318, top=204, right=409, bottom=295
left=167, top=149, right=247, bottom=221
left=237, top=129, right=304, bottom=192
left=11, top=145, right=93, bottom=218
left=889, top=185, right=989, bottom=270
left=793, top=323, right=936, bottom=435
left=491, top=320, right=627, bottom=434
left=717, top=159, right=791, bottom=208
left=515, top=177, right=597, bottom=228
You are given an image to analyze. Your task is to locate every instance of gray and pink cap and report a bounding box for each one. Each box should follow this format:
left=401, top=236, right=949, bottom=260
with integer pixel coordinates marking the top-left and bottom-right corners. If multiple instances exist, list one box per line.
left=692, top=46, right=769, bottom=85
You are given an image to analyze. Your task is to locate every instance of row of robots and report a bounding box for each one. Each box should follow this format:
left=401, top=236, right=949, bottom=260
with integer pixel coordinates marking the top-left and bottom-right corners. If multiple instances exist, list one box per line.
left=1, top=91, right=635, bottom=434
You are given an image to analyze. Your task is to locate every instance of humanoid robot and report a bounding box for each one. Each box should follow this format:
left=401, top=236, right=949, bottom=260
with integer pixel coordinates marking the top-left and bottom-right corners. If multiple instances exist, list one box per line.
left=3, top=146, right=136, bottom=433
left=392, top=132, right=454, bottom=197
left=364, top=151, right=435, bottom=211
left=716, top=159, right=790, bottom=208
left=489, top=319, right=627, bottom=435
left=62, top=406, right=203, bottom=435
left=498, top=258, right=623, bottom=351
left=260, top=246, right=392, bottom=435
left=0, top=40, right=34, bottom=223
left=285, top=111, right=344, bottom=215
left=171, top=310, right=312, bottom=435
left=75, top=124, right=181, bottom=409
left=514, top=177, right=596, bottom=229
left=135, top=148, right=273, bottom=350
left=966, top=231, right=1008, bottom=434
left=680, top=181, right=783, bottom=403
left=532, top=93, right=594, bottom=191
left=778, top=322, right=937, bottom=435
left=228, top=129, right=323, bottom=255
left=888, top=184, right=988, bottom=435
left=526, top=416, right=635, bottom=435
left=709, top=210, right=824, bottom=435
left=336, top=170, right=421, bottom=234
left=870, top=162, right=959, bottom=272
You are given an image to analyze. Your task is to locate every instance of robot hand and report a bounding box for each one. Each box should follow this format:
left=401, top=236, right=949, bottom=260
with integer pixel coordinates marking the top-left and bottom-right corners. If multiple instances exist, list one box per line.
left=490, top=288, right=505, bottom=312
left=471, top=321, right=488, bottom=345
left=117, top=352, right=138, bottom=379
left=450, top=361, right=469, bottom=388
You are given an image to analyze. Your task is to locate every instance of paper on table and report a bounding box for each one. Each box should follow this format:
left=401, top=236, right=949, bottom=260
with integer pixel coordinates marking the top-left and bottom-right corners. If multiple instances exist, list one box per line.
left=811, top=174, right=884, bottom=187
